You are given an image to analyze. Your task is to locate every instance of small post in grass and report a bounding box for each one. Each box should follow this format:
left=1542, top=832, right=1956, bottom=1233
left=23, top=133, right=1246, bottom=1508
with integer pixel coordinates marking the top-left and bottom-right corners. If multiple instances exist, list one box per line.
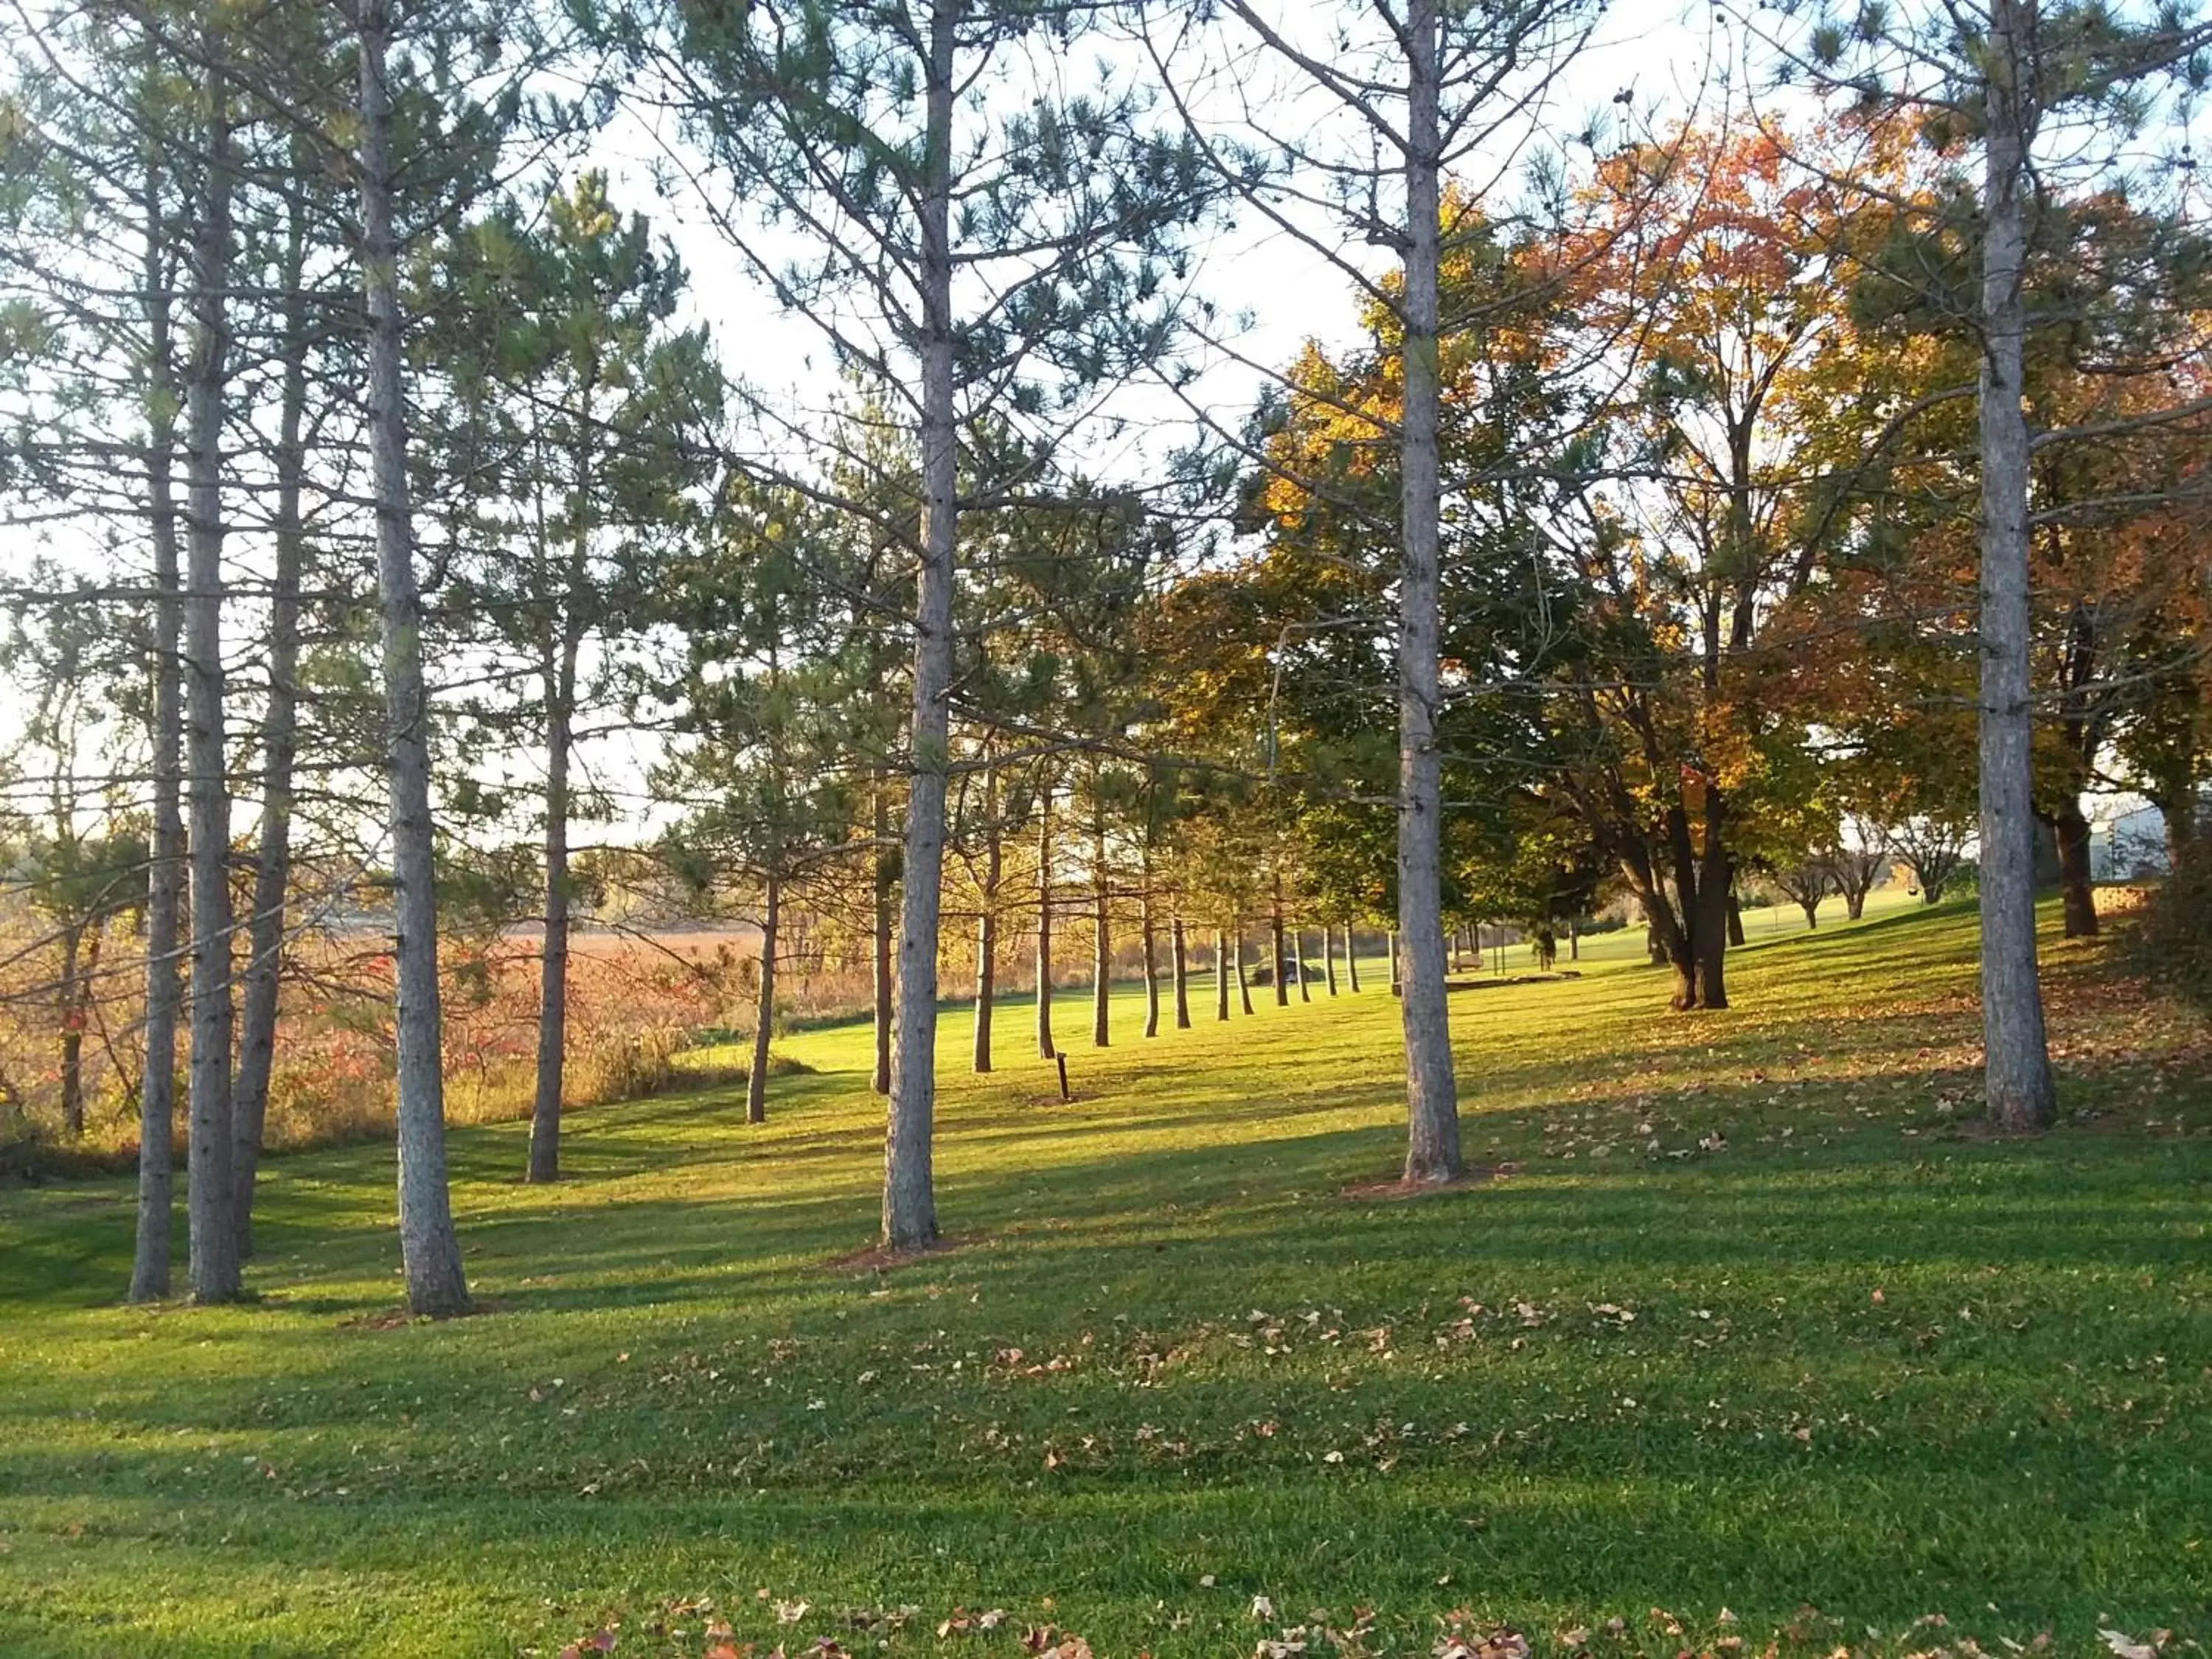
left=1055, top=1052, right=1071, bottom=1102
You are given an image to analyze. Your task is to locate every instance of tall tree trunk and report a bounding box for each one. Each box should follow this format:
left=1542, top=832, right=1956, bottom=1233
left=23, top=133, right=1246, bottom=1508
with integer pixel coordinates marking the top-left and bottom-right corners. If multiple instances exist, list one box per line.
left=973, top=761, right=998, bottom=1074
left=2051, top=797, right=2099, bottom=938
left=1395, top=1, right=1461, bottom=1180
left=231, top=177, right=310, bottom=1257
left=1323, top=924, right=1337, bottom=995
left=1171, top=916, right=1191, bottom=1028
left=1977, top=0, right=2059, bottom=1133
left=1140, top=872, right=1160, bottom=1039
left=1091, top=794, right=1110, bottom=1047
left=1269, top=878, right=1290, bottom=1007
left=1034, top=776, right=1054, bottom=1059
left=1346, top=925, right=1362, bottom=992
left=131, top=159, right=183, bottom=1302
left=1568, top=917, right=1579, bottom=961
left=182, top=52, right=239, bottom=1304
left=1234, top=926, right=1254, bottom=1015
left=1725, top=887, right=1746, bottom=947
left=1213, top=926, right=1229, bottom=1020
left=748, top=866, right=780, bottom=1124
left=358, top=0, right=469, bottom=1314
left=1692, top=798, right=1730, bottom=1009
left=59, top=925, right=86, bottom=1138
left=1388, top=928, right=1402, bottom=996
left=881, top=1, right=957, bottom=1252
left=1294, top=927, right=1311, bottom=1001
left=872, top=780, right=894, bottom=1096
left=527, top=632, right=580, bottom=1183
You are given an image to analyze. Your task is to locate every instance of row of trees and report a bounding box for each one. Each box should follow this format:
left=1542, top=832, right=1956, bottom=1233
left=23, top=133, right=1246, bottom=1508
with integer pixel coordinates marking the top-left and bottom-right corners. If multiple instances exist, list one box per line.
left=2, top=0, right=2208, bottom=1310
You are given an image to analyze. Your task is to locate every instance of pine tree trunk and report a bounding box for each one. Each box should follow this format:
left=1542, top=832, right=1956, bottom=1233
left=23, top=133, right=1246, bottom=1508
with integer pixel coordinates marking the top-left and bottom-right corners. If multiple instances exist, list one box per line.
left=59, top=926, right=86, bottom=1137
left=1171, top=916, right=1191, bottom=1028
left=1141, top=879, right=1160, bottom=1039
left=231, top=177, right=309, bottom=1257
left=872, top=780, right=894, bottom=1095
left=528, top=636, right=579, bottom=1183
left=881, top=1, right=958, bottom=1252
left=1346, top=926, right=1362, bottom=992
left=131, top=165, right=182, bottom=1302
left=2051, top=799, right=2098, bottom=938
left=1213, top=927, right=1229, bottom=1020
left=1323, top=924, right=1337, bottom=995
left=748, top=868, right=780, bottom=1124
left=1234, top=927, right=1254, bottom=1015
left=1269, top=880, right=1290, bottom=1007
left=358, top=0, right=469, bottom=1314
left=973, top=763, right=998, bottom=1074
left=182, top=54, right=239, bottom=1304
left=1091, top=801, right=1110, bottom=1047
left=1977, top=0, right=2059, bottom=1133
left=1035, top=777, right=1055, bottom=1060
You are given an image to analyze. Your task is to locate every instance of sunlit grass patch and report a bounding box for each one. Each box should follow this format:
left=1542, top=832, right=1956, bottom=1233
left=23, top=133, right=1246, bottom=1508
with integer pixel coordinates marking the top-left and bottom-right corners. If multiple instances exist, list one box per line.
left=0, top=899, right=2206, bottom=1658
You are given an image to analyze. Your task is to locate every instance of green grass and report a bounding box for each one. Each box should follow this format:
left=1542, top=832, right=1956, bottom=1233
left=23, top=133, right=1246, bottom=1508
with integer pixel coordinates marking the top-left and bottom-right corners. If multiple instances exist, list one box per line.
left=1, top=899, right=2207, bottom=1659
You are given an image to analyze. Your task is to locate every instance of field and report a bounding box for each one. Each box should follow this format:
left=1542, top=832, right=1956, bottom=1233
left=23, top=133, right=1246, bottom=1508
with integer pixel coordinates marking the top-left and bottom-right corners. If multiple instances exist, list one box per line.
left=1, top=896, right=2208, bottom=1659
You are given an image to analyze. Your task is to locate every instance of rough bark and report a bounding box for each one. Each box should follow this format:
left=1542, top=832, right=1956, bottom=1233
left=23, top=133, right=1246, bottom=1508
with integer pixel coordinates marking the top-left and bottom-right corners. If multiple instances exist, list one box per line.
left=1396, top=7, right=1464, bottom=1182
left=747, top=868, right=779, bottom=1124
left=359, top=0, right=470, bottom=1314
left=1976, top=0, right=2059, bottom=1133
left=182, top=55, right=239, bottom=1304
left=1170, top=915, right=1191, bottom=1028
left=880, top=2, right=957, bottom=1252
left=131, top=161, right=183, bottom=1302
left=229, top=181, right=308, bottom=1256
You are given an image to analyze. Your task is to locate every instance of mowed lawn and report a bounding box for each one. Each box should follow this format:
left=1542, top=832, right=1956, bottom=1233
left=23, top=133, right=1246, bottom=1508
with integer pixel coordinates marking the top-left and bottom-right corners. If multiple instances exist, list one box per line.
left=1, top=900, right=2208, bottom=1659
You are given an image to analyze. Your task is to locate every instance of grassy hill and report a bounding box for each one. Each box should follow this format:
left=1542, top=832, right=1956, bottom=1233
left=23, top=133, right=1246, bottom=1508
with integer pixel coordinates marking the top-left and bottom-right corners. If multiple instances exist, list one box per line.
left=0, top=900, right=2206, bottom=1658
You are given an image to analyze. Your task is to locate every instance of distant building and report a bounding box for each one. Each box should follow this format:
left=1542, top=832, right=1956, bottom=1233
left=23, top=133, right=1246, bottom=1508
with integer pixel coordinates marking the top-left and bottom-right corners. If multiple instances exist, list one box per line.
left=2091, top=795, right=2205, bottom=880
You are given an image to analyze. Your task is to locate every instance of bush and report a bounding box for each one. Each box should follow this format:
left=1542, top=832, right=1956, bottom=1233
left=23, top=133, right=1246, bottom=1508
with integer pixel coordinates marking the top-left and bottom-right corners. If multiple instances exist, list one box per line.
left=2131, top=841, right=2212, bottom=1012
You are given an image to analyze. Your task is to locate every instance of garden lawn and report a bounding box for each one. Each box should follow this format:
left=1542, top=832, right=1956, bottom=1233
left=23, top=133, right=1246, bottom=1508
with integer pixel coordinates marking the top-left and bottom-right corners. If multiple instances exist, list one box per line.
left=0, top=899, right=2208, bottom=1659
